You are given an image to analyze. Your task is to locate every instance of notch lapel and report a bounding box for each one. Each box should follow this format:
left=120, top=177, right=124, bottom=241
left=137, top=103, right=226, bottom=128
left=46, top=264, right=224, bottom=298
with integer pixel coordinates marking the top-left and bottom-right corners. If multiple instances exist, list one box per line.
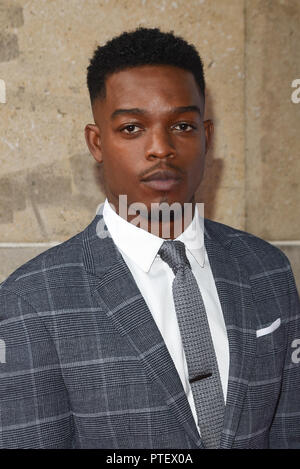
left=82, top=209, right=204, bottom=448
left=204, top=220, right=257, bottom=448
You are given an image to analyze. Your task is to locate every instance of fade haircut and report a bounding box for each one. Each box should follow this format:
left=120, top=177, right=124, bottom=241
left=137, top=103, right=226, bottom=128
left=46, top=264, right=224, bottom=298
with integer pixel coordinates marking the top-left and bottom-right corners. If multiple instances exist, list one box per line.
left=87, top=27, right=205, bottom=104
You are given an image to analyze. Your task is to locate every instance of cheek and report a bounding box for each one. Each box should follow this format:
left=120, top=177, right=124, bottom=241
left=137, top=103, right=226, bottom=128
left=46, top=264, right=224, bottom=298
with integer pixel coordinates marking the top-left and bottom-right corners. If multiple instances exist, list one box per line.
left=102, top=152, right=137, bottom=195
left=186, top=156, right=205, bottom=190
left=102, top=136, right=140, bottom=173
left=105, top=150, right=148, bottom=189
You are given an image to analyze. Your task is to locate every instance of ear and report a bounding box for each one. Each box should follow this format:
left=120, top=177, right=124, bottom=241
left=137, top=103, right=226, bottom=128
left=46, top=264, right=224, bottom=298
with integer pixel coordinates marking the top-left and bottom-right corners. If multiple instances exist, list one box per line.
left=203, top=119, right=214, bottom=154
left=85, top=124, right=103, bottom=163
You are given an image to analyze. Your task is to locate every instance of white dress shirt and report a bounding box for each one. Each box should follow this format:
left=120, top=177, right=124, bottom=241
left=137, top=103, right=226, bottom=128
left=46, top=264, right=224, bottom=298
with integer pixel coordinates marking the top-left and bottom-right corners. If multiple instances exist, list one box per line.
left=102, top=198, right=230, bottom=435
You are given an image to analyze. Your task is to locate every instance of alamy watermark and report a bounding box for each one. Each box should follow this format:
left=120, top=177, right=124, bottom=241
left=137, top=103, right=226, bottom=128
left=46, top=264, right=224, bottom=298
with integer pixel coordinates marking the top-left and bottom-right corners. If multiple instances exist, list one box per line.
left=0, top=79, right=6, bottom=104
left=0, top=339, right=6, bottom=363
left=95, top=195, right=204, bottom=250
left=291, top=338, right=300, bottom=364
left=291, top=79, right=300, bottom=104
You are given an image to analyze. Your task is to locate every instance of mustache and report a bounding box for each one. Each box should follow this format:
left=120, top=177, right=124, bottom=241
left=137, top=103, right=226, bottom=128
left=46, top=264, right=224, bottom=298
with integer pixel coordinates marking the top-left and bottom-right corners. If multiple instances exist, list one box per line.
left=139, top=163, right=184, bottom=180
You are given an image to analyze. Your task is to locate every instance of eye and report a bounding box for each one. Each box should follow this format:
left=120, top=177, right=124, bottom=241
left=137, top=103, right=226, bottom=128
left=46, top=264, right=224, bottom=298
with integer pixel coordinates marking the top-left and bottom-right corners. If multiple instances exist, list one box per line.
left=121, top=124, right=141, bottom=134
left=173, top=122, right=196, bottom=132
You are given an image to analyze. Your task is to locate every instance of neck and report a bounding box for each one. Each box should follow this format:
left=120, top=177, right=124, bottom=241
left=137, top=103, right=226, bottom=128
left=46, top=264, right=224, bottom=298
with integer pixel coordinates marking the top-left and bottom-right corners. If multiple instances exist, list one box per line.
left=108, top=196, right=196, bottom=240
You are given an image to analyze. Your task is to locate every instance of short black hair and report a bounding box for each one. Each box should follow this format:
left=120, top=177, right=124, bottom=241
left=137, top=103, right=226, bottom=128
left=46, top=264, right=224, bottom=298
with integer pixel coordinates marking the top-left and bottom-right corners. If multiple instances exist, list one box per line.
left=87, top=27, right=205, bottom=104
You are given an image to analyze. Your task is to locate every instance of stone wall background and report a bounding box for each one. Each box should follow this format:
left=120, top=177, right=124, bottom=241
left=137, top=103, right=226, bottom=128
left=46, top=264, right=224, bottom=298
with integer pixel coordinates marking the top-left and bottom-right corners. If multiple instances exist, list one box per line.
left=0, top=0, right=299, bottom=289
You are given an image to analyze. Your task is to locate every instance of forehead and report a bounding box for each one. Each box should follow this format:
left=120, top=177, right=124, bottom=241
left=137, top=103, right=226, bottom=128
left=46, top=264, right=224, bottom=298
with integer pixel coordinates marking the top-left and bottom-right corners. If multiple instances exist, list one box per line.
left=98, top=65, right=204, bottom=112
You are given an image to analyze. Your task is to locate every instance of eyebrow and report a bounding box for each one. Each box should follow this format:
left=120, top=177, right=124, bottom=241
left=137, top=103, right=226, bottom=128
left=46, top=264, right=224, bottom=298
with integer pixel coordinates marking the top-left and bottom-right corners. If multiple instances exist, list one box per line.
left=110, top=105, right=202, bottom=120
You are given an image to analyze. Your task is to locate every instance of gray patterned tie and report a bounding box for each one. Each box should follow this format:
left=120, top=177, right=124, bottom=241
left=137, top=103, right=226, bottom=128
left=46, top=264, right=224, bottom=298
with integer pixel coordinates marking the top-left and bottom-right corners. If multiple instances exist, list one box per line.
left=158, top=239, right=225, bottom=449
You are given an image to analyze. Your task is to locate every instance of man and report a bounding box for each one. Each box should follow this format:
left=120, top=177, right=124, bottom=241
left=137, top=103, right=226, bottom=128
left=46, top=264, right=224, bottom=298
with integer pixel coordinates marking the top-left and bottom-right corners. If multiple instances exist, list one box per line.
left=0, top=27, right=299, bottom=449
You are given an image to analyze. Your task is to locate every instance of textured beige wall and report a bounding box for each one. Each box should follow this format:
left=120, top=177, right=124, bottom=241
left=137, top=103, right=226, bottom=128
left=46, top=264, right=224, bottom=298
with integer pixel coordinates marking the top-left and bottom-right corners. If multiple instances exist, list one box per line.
left=0, top=0, right=245, bottom=242
left=245, top=0, right=300, bottom=241
left=0, top=0, right=299, bottom=287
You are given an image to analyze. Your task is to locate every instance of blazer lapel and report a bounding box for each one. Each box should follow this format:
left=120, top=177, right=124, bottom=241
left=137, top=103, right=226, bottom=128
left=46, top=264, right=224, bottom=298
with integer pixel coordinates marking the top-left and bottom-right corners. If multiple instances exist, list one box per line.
left=82, top=208, right=204, bottom=448
left=204, top=221, right=257, bottom=448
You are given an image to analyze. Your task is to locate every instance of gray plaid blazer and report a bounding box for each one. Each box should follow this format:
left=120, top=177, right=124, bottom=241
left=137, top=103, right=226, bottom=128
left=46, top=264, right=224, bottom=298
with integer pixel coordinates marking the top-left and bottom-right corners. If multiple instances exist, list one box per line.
left=0, top=203, right=300, bottom=449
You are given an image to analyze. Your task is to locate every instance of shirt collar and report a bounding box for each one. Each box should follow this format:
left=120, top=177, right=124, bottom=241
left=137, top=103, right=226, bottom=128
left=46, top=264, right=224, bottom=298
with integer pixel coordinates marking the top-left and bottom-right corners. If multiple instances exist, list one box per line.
left=102, top=198, right=205, bottom=273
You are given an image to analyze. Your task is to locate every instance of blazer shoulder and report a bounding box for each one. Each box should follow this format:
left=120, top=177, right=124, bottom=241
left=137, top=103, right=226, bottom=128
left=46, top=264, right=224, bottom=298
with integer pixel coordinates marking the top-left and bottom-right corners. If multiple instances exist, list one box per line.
left=0, top=225, right=88, bottom=301
left=204, top=217, right=290, bottom=268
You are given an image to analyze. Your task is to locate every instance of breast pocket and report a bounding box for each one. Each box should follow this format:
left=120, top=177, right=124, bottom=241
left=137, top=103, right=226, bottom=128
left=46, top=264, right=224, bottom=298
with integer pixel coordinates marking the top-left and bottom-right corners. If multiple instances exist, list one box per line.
left=251, top=317, right=286, bottom=386
left=255, top=318, right=286, bottom=356
left=245, top=318, right=286, bottom=424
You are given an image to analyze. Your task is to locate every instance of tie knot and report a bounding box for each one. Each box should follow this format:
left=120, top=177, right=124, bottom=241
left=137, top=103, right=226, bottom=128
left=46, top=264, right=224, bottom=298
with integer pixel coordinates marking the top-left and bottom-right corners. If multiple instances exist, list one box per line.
left=158, top=240, right=191, bottom=274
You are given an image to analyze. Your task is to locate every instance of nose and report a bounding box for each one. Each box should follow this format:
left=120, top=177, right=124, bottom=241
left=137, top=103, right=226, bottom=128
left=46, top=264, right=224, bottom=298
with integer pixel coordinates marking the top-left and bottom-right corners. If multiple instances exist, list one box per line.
left=145, top=127, right=175, bottom=160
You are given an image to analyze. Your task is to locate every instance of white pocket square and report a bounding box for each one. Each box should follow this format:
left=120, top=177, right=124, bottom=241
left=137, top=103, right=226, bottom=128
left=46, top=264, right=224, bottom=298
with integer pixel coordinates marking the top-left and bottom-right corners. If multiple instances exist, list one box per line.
left=256, top=318, right=281, bottom=338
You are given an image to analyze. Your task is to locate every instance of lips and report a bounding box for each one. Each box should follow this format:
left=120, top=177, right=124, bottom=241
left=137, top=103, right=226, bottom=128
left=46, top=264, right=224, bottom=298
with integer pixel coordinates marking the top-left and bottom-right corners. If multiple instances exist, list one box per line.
left=142, top=169, right=180, bottom=181
left=141, top=169, right=182, bottom=191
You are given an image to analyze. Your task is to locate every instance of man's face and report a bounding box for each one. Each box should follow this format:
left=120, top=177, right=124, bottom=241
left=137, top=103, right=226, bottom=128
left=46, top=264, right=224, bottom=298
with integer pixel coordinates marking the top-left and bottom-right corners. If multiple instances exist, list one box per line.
left=85, top=64, right=213, bottom=214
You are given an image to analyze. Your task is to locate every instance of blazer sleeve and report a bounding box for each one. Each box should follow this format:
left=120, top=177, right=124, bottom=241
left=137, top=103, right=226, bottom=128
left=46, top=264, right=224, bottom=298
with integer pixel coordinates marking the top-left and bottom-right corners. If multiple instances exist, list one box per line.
left=269, top=254, right=300, bottom=448
left=0, top=288, right=74, bottom=448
